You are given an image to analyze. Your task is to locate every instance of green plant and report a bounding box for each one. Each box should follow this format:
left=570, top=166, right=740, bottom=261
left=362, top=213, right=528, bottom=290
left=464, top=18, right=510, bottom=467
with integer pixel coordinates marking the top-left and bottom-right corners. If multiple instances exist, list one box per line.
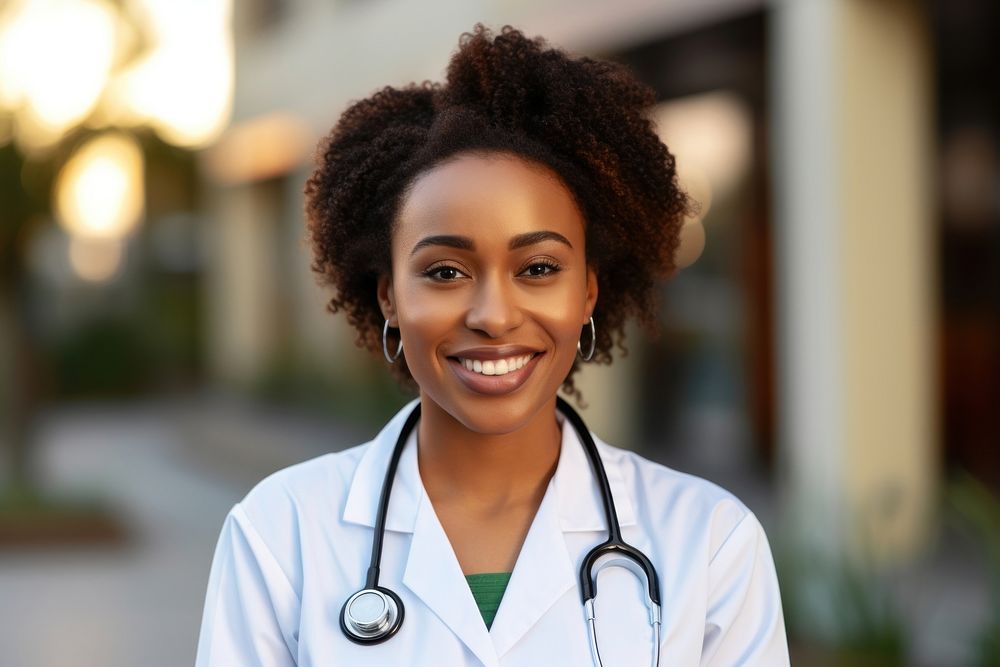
left=773, top=502, right=908, bottom=666
left=49, top=316, right=156, bottom=398
left=948, top=472, right=1000, bottom=667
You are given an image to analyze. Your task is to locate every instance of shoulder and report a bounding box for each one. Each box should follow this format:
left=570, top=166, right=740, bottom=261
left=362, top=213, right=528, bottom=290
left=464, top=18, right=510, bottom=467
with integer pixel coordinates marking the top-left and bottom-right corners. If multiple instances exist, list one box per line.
left=216, top=439, right=374, bottom=590
left=596, top=438, right=755, bottom=559
left=236, top=399, right=420, bottom=529
left=222, top=400, right=419, bottom=578
left=236, top=439, right=371, bottom=535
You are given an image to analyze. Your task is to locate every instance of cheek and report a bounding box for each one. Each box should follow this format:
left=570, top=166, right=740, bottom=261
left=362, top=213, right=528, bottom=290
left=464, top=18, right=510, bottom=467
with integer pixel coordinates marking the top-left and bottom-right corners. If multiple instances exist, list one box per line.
left=393, top=281, right=462, bottom=361
left=528, top=292, right=587, bottom=354
left=530, top=279, right=588, bottom=329
left=552, top=320, right=585, bottom=364
left=539, top=306, right=584, bottom=341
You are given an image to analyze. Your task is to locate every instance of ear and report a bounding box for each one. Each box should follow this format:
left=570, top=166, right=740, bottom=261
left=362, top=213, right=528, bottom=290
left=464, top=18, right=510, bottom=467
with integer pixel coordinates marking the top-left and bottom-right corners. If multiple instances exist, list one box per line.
left=377, top=274, right=397, bottom=325
left=584, top=265, right=598, bottom=322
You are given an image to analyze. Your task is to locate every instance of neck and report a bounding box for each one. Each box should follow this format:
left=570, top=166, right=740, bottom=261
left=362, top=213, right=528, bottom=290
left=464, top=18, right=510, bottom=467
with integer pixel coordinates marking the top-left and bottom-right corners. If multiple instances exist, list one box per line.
left=416, top=395, right=562, bottom=511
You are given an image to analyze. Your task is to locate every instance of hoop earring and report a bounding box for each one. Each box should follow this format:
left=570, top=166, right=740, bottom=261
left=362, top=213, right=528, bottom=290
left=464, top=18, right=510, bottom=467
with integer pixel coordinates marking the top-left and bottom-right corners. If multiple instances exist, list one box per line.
left=382, top=320, right=403, bottom=363
left=577, top=316, right=596, bottom=361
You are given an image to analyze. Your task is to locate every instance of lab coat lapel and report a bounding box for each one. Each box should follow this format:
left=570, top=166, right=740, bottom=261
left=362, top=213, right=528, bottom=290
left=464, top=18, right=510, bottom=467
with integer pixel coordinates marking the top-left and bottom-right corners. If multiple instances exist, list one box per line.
left=491, top=411, right=637, bottom=658
left=403, top=487, right=499, bottom=667
left=489, top=476, right=575, bottom=659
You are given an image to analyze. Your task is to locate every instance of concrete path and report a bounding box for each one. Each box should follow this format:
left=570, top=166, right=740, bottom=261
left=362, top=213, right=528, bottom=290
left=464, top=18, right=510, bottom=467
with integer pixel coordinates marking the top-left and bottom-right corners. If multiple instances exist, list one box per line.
left=0, top=397, right=367, bottom=667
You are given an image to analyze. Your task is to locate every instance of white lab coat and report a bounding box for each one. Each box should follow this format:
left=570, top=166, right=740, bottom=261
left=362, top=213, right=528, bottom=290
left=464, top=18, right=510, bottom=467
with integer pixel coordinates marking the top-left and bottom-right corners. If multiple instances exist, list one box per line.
left=196, top=400, right=790, bottom=666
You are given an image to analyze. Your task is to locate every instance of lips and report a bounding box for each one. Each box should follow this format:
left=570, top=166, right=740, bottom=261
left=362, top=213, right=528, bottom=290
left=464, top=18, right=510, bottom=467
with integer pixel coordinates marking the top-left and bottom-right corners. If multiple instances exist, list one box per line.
left=445, top=348, right=543, bottom=396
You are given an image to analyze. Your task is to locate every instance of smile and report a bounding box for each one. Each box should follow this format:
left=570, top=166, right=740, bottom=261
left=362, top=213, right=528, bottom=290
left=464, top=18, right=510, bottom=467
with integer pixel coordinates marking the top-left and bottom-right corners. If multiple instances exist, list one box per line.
left=457, top=353, right=535, bottom=376
left=446, top=351, right=543, bottom=396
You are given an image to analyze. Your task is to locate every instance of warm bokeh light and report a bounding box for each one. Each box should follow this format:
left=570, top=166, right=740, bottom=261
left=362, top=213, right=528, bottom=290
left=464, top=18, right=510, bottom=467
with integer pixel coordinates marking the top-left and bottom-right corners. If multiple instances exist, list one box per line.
left=68, top=235, right=125, bottom=282
left=648, top=91, right=753, bottom=270
left=0, top=0, right=234, bottom=151
left=675, top=219, right=706, bottom=270
left=651, top=91, right=752, bottom=207
left=55, top=132, right=144, bottom=239
left=102, top=0, right=233, bottom=148
left=0, top=0, right=118, bottom=150
left=203, top=111, right=314, bottom=185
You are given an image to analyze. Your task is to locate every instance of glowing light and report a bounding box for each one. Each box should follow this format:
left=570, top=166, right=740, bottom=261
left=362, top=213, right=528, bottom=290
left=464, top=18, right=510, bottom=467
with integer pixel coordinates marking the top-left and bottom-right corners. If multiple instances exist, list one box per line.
left=55, top=132, right=144, bottom=239
left=68, top=235, right=124, bottom=282
left=674, top=219, right=706, bottom=270
left=0, top=0, right=118, bottom=149
left=106, top=0, right=233, bottom=148
left=651, top=91, right=752, bottom=204
left=203, top=112, right=314, bottom=185
left=650, top=91, right=752, bottom=271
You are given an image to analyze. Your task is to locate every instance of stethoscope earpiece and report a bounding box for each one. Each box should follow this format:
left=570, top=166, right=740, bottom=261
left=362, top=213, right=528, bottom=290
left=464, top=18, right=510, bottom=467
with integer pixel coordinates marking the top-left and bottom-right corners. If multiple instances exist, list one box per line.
left=340, top=586, right=405, bottom=644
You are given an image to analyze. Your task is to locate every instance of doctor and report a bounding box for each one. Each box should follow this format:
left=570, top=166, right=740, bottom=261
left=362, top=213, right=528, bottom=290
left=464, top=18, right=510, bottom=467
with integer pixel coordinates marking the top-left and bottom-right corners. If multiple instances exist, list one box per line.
left=196, top=23, right=789, bottom=666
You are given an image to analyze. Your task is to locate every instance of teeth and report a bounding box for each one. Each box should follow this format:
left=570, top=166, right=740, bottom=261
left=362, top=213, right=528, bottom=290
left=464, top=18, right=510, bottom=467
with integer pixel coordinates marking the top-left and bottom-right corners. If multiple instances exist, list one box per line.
left=458, top=354, right=534, bottom=376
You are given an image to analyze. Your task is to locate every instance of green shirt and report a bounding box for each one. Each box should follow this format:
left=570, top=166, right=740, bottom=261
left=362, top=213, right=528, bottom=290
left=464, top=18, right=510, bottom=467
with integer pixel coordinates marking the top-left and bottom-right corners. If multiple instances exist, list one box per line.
left=465, top=572, right=513, bottom=629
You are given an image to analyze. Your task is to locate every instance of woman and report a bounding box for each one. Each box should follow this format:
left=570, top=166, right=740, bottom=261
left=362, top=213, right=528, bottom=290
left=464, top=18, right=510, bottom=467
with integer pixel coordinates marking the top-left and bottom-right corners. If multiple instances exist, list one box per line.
left=196, top=24, right=789, bottom=666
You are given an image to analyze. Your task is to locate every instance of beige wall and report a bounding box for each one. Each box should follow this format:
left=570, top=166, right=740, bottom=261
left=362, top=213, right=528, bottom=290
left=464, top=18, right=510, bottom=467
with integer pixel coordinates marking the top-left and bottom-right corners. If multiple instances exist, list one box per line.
left=772, top=0, right=937, bottom=562
left=202, top=183, right=281, bottom=385
left=837, top=0, right=937, bottom=561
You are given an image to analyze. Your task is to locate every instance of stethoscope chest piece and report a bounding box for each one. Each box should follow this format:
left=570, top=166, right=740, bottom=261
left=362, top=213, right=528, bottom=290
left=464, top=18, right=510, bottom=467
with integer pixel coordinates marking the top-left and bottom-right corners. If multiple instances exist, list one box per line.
left=340, top=587, right=404, bottom=644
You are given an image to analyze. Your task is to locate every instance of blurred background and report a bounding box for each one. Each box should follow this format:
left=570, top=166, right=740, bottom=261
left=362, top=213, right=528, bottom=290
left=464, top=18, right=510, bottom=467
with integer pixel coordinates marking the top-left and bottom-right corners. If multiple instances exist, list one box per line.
left=0, top=0, right=997, bottom=665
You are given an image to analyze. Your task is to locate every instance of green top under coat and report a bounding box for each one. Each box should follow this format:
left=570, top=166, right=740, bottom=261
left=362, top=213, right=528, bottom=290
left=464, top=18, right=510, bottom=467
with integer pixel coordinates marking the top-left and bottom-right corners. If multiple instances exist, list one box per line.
left=465, top=572, right=513, bottom=629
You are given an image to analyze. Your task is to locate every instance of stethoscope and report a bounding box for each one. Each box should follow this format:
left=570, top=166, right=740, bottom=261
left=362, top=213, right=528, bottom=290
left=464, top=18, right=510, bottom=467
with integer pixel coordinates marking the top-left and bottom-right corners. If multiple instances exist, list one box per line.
left=339, top=396, right=662, bottom=667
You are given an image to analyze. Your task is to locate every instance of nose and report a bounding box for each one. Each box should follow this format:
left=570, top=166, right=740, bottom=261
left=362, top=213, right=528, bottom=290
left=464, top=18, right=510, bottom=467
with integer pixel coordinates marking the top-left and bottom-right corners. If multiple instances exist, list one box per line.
left=464, top=273, right=523, bottom=338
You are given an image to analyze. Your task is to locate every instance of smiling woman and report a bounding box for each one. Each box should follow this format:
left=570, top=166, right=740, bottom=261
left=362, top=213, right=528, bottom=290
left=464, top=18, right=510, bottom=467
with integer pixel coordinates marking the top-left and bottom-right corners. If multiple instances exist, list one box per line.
left=196, top=23, right=790, bottom=667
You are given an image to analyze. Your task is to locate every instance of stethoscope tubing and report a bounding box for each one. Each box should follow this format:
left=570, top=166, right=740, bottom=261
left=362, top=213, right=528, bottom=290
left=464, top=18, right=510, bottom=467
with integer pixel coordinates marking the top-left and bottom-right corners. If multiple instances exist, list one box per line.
left=343, top=397, right=662, bottom=665
left=365, top=402, right=422, bottom=590
left=556, top=396, right=661, bottom=607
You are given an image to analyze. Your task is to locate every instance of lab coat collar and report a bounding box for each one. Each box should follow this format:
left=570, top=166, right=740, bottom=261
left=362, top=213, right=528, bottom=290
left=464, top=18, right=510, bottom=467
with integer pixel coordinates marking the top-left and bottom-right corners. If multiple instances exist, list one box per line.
left=552, top=408, right=637, bottom=532
left=341, top=398, right=637, bottom=534
left=342, top=398, right=423, bottom=533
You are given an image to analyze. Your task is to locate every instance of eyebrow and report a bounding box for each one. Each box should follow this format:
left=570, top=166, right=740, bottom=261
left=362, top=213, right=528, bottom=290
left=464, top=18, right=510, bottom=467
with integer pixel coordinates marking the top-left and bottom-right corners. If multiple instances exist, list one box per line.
left=409, top=231, right=573, bottom=256
left=510, top=230, right=573, bottom=250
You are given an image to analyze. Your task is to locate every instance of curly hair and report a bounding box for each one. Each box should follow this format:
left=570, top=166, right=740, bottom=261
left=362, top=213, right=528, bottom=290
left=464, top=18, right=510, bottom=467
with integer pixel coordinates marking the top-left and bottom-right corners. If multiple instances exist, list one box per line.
left=304, top=23, right=695, bottom=398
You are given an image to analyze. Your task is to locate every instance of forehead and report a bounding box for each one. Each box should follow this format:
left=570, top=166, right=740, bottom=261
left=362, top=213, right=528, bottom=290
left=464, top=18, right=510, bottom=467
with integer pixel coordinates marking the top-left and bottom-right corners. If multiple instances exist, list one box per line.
left=394, top=152, right=586, bottom=247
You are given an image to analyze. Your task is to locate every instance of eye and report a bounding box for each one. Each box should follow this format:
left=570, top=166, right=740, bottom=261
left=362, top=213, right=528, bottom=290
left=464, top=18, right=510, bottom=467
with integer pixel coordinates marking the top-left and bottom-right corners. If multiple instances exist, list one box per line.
left=520, top=259, right=562, bottom=278
left=424, top=264, right=467, bottom=282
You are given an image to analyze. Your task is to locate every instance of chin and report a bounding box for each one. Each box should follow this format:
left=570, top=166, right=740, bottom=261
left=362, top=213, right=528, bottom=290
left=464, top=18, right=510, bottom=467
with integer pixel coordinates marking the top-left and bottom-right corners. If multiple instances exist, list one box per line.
left=425, top=387, right=555, bottom=436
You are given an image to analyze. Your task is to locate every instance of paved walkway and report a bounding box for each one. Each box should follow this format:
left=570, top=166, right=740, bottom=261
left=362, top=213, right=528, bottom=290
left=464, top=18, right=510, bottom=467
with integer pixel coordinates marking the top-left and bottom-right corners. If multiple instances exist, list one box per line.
left=0, top=397, right=365, bottom=667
